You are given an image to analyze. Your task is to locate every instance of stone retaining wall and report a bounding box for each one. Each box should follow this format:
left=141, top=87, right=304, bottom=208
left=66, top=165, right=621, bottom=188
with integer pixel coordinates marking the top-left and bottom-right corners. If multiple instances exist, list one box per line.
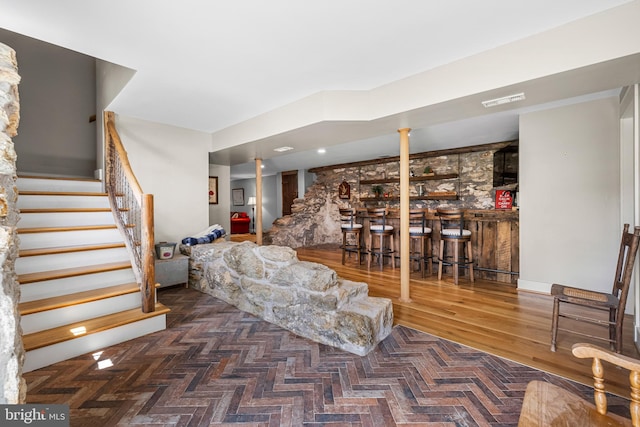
left=0, top=42, right=24, bottom=404
left=182, top=241, right=393, bottom=356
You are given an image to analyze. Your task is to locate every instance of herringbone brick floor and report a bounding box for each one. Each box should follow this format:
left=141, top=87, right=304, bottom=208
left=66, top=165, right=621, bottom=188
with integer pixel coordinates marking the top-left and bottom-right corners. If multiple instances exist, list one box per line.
left=24, top=287, right=630, bottom=426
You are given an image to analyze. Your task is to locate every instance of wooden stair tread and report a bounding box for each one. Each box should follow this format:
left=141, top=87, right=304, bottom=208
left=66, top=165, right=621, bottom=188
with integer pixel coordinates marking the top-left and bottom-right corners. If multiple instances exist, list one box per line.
left=18, top=225, right=118, bottom=234
left=19, top=242, right=126, bottom=257
left=18, top=175, right=101, bottom=183
left=18, top=261, right=132, bottom=284
left=18, top=190, right=107, bottom=197
left=20, top=208, right=112, bottom=213
left=22, top=303, right=170, bottom=351
left=19, top=282, right=141, bottom=315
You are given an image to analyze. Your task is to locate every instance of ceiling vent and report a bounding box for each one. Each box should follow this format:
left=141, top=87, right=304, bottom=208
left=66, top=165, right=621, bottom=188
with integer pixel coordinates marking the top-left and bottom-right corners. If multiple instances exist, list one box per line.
left=482, top=92, right=525, bottom=108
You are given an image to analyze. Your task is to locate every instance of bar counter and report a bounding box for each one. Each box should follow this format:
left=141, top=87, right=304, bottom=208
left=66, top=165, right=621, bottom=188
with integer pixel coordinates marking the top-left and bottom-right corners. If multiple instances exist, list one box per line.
left=355, top=208, right=519, bottom=284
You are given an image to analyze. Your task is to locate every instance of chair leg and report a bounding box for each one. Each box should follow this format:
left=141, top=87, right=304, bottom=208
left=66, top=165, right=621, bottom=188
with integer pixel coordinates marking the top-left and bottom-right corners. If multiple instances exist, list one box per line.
left=612, top=309, right=621, bottom=353
left=355, top=231, right=360, bottom=265
left=390, top=234, right=395, bottom=270
left=367, top=235, right=372, bottom=270
left=426, top=237, right=433, bottom=275
left=550, top=297, right=560, bottom=352
left=453, top=241, right=460, bottom=285
left=341, top=233, right=347, bottom=265
left=438, top=241, right=444, bottom=280
left=466, top=240, right=474, bottom=282
left=420, top=236, right=426, bottom=278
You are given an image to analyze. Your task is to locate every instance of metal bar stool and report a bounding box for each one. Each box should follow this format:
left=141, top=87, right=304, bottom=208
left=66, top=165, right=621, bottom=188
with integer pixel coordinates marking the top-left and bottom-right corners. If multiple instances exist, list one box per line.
left=437, top=207, right=474, bottom=284
left=408, top=210, right=432, bottom=277
left=339, top=208, right=363, bottom=265
left=366, top=207, right=395, bottom=270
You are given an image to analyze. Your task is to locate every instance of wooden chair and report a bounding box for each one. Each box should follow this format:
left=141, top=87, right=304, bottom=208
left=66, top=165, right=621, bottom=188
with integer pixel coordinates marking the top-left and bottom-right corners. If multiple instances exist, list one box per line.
left=339, top=208, right=363, bottom=265
left=550, top=224, right=640, bottom=353
left=518, top=342, right=639, bottom=426
left=366, top=207, right=395, bottom=270
left=436, top=207, right=474, bottom=284
left=408, top=210, right=432, bottom=277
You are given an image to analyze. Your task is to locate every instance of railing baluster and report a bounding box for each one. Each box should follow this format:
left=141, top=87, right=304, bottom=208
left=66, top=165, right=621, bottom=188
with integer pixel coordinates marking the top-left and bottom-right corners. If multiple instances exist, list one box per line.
left=104, top=111, right=155, bottom=313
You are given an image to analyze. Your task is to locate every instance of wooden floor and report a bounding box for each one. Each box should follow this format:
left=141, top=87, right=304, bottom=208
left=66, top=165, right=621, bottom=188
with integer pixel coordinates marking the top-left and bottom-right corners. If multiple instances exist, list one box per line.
left=294, top=245, right=640, bottom=399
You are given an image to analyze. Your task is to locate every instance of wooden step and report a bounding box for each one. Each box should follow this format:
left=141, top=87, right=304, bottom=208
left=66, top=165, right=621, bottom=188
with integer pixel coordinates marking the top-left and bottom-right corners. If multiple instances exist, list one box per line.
left=18, top=261, right=132, bottom=284
left=18, top=174, right=100, bottom=182
left=19, top=242, right=126, bottom=258
left=19, top=282, right=141, bottom=315
left=22, top=303, right=170, bottom=351
left=18, top=190, right=107, bottom=197
left=18, top=224, right=119, bottom=234
left=19, top=207, right=113, bottom=214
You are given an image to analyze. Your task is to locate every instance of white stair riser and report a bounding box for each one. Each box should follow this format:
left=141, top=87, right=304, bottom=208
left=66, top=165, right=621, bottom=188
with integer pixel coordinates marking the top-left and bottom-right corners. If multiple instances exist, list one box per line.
left=23, top=315, right=166, bottom=372
left=19, top=211, right=116, bottom=228
left=17, top=177, right=102, bottom=193
left=21, top=292, right=142, bottom=334
left=18, top=194, right=109, bottom=209
left=19, top=228, right=124, bottom=250
left=16, top=247, right=131, bottom=275
left=20, top=269, right=136, bottom=302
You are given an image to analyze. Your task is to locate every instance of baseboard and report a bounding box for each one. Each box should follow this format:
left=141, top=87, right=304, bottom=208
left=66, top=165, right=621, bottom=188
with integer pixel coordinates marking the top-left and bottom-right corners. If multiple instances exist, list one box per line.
left=517, top=278, right=551, bottom=294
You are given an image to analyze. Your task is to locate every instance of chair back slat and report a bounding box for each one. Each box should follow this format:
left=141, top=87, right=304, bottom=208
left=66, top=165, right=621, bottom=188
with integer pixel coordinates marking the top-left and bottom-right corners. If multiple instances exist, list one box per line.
left=367, top=207, right=389, bottom=229
left=611, top=224, right=640, bottom=310
left=339, top=208, right=357, bottom=228
left=437, top=207, right=465, bottom=235
left=409, top=210, right=429, bottom=234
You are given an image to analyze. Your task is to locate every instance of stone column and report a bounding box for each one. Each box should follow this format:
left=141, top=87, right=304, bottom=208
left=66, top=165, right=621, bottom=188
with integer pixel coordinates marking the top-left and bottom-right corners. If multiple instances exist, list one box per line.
left=0, top=42, right=24, bottom=404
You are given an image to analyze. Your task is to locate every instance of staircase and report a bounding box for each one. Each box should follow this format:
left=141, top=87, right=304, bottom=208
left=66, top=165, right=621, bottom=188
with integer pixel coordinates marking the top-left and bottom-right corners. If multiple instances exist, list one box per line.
left=16, top=176, right=169, bottom=372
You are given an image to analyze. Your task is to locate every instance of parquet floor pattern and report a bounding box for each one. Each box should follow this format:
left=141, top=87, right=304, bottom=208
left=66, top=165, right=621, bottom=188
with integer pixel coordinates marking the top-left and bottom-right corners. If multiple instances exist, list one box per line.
left=24, top=287, right=630, bottom=426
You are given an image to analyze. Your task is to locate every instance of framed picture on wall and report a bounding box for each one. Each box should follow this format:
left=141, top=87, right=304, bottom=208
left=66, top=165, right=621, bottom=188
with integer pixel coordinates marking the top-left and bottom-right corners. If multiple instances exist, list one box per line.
left=232, top=188, right=244, bottom=206
left=209, top=176, right=218, bottom=204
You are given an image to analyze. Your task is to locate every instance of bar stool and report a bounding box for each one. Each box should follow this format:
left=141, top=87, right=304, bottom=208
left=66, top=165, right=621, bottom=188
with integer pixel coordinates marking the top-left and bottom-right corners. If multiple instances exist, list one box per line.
left=408, top=210, right=432, bottom=277
left=437, top=207, right=474, bottom=285
left=367, top=207, right=395, bottom=270
left=339, top=208, right=363, bottom=265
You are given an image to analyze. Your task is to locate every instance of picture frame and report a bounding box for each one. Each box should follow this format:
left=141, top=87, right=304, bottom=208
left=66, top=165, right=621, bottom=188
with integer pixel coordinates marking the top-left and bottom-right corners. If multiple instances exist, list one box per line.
left=232, top=188, right=244, bottom=206
left=208, top=176, right=218, bottom=204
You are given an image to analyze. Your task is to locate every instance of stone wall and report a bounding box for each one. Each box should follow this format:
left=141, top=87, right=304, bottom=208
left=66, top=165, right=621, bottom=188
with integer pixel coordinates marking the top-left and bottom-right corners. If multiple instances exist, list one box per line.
left=0, top=42, right=24, bottom=404
left=182, top=241, right=393, bottom=356
left=268, top=146, right=513, bottom=248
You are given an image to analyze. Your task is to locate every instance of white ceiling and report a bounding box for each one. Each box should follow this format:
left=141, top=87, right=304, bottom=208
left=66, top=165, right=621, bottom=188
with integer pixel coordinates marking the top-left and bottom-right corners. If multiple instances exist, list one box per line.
left=0, top=0, right=636, bottom=179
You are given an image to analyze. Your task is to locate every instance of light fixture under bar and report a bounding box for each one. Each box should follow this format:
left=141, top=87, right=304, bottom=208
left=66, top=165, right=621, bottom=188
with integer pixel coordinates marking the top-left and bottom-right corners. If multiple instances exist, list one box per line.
left=481, top=92, right=525, bottom=108
left=273, top=146, right=294, bottom=152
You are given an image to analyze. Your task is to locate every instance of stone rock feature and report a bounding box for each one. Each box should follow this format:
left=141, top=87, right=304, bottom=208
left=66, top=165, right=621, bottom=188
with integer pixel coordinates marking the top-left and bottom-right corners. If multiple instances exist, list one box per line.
left=0, top=42, right=24, bottom=404
left=182, top=241, right=393, bottom=356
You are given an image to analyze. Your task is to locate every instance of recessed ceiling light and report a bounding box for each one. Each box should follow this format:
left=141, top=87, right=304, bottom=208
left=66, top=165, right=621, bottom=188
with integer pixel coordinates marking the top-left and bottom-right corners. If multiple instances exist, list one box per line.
left=317, top=148, right=326, bottom=154
left=273, top=146, right=294, bottom=152
left=482, top=92, right=525, bottom=108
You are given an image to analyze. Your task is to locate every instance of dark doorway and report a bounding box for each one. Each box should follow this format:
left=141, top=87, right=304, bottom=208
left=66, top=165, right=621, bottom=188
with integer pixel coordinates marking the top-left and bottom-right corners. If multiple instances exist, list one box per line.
left=281, top=170, right=298, bottom=216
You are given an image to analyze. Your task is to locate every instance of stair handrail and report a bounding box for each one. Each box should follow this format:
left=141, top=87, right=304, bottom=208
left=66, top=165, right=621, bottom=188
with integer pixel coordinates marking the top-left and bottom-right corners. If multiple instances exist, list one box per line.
left=104, top=111, right=155, bottom=313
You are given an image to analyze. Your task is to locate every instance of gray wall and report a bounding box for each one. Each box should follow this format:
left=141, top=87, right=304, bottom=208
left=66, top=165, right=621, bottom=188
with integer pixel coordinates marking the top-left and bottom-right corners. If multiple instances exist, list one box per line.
left=519, top=97, right=622, bottom=299
left=230, top=175, right=278, bottom=233
left=0, top=28, right=96, bottom=177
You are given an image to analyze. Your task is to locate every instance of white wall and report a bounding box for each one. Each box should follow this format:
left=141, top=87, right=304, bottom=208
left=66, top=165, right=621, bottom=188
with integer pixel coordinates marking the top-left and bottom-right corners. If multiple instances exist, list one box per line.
left=96, top=59, right=136, bottom=178
left=519, top=97, right=621, bottom=298
left=209, top=163, right=231, bottom=235
left=0, top=28, right=97, bottom=177
left=115, top=115, right=211, bottom=244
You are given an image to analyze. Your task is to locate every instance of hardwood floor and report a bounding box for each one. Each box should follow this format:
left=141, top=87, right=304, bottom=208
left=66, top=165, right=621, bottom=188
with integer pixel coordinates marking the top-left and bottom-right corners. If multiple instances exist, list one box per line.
left=294, top=246, right=640, bottom=399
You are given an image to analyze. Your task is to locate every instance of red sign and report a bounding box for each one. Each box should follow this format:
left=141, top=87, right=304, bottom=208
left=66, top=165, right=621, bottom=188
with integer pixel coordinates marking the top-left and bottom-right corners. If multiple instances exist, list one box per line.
left=495, top=190, right=513, bottom=210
